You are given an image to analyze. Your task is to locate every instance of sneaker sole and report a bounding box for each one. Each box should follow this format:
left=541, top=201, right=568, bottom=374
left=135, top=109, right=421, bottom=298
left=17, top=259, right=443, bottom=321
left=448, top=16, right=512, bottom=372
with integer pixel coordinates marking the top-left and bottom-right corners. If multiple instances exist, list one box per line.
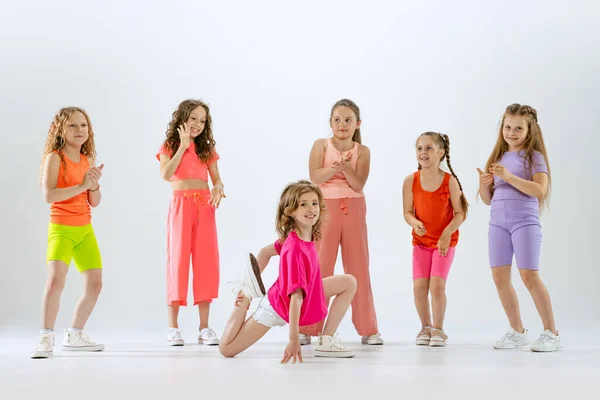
left=314, top=350, right=355, bottom=358
left=61, top=345, right=104, bottom=352
left=429, top=340, right=446, bottom=347
left=416, top=339, right=430, bottom=346
left=361, top=340, right=384, bottom=345
left=198, top=339, right=220, bottom=346
left=168, top=340, right=185, bottom=346
left=248, top=253, right=266, bottom=296
left=31, top=351, right=53, bottom=359
left=493, top=342, right=530, bottom=350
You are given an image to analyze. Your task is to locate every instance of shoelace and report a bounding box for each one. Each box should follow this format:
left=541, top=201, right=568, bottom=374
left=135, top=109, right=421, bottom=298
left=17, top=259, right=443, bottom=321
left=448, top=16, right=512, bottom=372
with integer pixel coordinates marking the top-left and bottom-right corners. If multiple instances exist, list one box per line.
left=501, top=331, right=518, bottom=341
left=76, top=332, right=94, bottom=345
left=329, top=334, right=345, bottom=350
left=38, top=336, right=52, bottom=348
left=200, top=328, right=217, bottom=339
left=535, top=333, right=555, bottom=344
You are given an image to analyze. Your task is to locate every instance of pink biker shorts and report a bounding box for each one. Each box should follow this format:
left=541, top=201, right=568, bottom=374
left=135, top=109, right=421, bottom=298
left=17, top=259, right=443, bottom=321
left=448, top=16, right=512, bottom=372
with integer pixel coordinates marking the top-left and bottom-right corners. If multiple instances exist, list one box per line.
left=412, top=245, right=455, bottom=281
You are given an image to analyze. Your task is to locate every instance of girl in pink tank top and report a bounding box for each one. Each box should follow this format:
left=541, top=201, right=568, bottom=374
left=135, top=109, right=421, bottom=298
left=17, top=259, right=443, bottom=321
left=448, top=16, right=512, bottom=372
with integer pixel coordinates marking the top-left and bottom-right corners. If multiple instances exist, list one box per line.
left=303, top=99, right=382, bottom=345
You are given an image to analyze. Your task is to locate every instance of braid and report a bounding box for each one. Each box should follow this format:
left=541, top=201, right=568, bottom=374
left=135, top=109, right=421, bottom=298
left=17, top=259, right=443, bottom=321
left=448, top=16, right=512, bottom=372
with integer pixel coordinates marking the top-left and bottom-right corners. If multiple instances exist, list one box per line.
left=441, top=134, right=463, bottom=192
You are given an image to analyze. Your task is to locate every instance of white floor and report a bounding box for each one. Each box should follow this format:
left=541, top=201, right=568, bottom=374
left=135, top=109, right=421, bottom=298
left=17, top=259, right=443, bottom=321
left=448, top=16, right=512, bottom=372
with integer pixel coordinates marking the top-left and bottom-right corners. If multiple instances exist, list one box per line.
left=2, top=332, right=599, bottom=399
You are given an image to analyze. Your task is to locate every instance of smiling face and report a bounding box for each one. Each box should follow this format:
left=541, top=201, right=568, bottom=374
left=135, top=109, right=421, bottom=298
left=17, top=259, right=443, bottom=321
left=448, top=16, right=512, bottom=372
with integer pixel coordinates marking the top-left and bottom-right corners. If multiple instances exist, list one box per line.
left=187, top=105, right=207, bottom=138
left=416, top=135, right=444, bottom=169
left=63, top=111, right=89, bottom=147
left=502, top=114, right=528, bottom=151
left=291, top=191, right=320, bottom=231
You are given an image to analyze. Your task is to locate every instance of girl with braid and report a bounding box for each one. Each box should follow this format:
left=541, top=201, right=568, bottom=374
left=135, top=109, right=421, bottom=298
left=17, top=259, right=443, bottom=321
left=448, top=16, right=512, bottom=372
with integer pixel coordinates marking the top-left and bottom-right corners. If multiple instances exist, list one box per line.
left=402, top=132, right=468, bottom=347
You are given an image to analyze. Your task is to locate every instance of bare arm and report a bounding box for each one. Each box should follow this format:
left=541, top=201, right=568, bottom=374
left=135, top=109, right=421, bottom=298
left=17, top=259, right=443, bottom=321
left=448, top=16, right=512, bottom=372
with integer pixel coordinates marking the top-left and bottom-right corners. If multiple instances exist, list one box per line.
left=288, top=290, right=304, bottom=341
left=479, top=185, right=493, bottom=205
left=342, top=145, right=370, bottom=192
left=402, top=174, right=421, bottom=228
left=87, top=184, right=101, bottom=207
left=208, top=161, right=224, bottom=190
left=506, top=173, right=548, bottom=200
left=42, top=153, right=88, bottom=203
left=256, top=243, right=279, bottom=273
left=159, top=146, right=186, bottom=181
left=309, top=139, right=338, bottom=184
left=442, top=177, right=466, bottom=235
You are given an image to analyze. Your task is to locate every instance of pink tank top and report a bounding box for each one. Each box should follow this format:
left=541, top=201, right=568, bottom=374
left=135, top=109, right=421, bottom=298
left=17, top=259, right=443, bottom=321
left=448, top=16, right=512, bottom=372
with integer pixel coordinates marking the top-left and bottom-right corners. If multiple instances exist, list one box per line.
left=318, top=138, right=364, bottom=199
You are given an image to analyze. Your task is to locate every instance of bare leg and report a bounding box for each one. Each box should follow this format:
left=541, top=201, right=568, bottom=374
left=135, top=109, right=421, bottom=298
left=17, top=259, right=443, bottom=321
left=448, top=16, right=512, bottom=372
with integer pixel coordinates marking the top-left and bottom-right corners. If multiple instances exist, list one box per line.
left=70, top=268, right=103, bottom=329
left=41, top=261, right=69, bottom=329
left=430, top=277, right=446, bottom=330
left=168, top=301, right=181, bottom=328
left=198, top=301, right=210, bottom=330
left=413, top=278, right=431, bottom=327
left=492, top=266, right=524, bottom=332
left=219, top=294, right=270, bottom=357
left=321, top=275, right=357, bottom=336
left=519, top=269, right=557, bottom=334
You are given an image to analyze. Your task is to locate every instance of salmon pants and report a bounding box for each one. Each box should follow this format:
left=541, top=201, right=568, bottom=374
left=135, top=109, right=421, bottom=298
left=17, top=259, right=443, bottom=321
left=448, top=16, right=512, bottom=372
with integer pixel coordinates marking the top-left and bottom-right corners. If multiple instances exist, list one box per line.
left=166, top=190, right=219, bottom=306
left=300, top=197, right=379, bottom=337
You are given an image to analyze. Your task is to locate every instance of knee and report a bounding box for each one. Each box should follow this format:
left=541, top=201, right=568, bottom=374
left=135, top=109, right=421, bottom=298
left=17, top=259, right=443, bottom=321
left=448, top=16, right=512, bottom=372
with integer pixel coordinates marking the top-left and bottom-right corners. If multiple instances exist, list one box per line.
left=520, top=272, right=540, bottom=291
left=492, top=271, right=510, bottom=289
left=46, top=274, right=66, bottom=294
left=219, top=344, right=236, bottom=358
left=429, top=279, right=446, bottom=298
left=344, top=274, right=357, bottom=294
left=413, top=280, right=429, bottom=297
left=87, top=280, right=103, bottom=296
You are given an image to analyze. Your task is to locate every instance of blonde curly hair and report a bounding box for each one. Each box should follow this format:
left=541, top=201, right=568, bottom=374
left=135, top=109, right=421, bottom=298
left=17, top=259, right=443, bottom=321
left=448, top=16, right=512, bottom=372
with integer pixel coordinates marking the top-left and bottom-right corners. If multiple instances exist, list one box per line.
left=40, top=107, right=96, bottom=182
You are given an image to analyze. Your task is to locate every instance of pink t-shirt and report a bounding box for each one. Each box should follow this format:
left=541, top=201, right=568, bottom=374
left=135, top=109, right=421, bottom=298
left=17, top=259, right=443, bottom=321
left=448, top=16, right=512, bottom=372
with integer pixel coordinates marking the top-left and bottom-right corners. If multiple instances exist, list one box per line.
left=267, top=232, right=327, bottom=326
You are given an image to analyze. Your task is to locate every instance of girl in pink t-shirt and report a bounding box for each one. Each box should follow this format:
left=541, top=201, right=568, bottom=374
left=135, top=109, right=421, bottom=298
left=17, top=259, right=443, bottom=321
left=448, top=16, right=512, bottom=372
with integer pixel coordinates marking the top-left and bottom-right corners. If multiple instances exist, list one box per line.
left=219, top=180, right=357, bottom=363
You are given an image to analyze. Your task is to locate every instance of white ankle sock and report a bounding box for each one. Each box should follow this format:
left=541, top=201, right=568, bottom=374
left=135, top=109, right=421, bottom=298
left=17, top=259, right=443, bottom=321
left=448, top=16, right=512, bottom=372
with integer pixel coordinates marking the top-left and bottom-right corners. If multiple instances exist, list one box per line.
left=68, top=327, right=83, bottom=333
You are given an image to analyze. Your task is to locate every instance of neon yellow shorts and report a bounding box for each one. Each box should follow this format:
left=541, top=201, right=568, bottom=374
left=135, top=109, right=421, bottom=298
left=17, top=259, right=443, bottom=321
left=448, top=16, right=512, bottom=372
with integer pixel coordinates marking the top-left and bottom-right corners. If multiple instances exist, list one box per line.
left=46, top=223, right=102, bottom=272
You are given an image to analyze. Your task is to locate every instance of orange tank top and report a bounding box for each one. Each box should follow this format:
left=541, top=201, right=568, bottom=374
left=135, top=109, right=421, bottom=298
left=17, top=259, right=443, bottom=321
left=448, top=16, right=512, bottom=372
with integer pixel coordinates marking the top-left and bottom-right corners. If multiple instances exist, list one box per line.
left=50, top=152, right=91, bottom=226
left=412, top=171, right=458, bottom=248
left=318, top=138, right=364, bottom=199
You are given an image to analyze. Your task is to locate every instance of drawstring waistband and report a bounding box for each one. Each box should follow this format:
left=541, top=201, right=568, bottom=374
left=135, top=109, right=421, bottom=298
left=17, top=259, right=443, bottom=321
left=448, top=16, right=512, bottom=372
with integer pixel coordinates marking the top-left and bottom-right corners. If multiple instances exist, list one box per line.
left=339, top=199, right=348, bottom=215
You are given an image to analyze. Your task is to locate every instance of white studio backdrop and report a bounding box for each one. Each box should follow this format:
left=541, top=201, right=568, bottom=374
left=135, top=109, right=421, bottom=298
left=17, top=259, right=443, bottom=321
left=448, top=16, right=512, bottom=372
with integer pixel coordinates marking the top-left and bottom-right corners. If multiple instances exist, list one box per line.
left=0, top=0, right=598, bottom=344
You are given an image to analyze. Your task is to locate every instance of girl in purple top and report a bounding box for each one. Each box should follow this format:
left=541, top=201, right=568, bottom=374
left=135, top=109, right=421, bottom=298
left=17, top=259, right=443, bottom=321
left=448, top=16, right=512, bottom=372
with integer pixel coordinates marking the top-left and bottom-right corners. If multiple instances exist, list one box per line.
left=219, top=180, right=356, bottom=363
left=478, top=104, right=562, bottom=352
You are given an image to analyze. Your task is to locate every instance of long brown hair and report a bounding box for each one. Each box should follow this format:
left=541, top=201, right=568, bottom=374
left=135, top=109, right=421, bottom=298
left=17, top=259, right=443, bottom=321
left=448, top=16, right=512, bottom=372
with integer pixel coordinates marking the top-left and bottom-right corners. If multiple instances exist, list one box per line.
left=330, top=99, right=362, bottom=144
left=483, top=104, right=551, bottom=206
left=40, top=107, right=96, bottom=182
left=417, top=132, right=469, bottom=218
left=276, top=180, right=327, bottom=242
left=162, top=99, right=216, bottom=163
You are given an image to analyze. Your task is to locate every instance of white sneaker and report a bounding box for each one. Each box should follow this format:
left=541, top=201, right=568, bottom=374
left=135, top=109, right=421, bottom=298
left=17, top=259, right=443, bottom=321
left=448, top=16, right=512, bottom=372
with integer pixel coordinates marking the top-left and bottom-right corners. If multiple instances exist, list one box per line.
left=429, top=328, right=448, bottom=347
left=31, top=332, right=55, bottom=359
left=361, top=333, right=384, bottom=345
left=231, top=253, right=266, bottom=300
left=61, top=330, right=104, bottom=352
left=531, top=330, right=563, bottom=352
left=416, top=326, right=431, bottom=346
left=198, top=327, right=219, bottom=345
left=167, top=328, right=184, bottom=346
left=299, top=333, right=312, bottom=345
left=493, top=328, right=530, bottom=349
left=314, top=333, right=355, bottom=358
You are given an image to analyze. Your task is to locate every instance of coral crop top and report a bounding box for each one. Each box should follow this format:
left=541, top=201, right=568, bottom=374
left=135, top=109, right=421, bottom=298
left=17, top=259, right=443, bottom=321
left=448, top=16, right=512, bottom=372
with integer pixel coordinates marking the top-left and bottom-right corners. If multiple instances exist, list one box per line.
left=156, top=144, right=219, bottom=182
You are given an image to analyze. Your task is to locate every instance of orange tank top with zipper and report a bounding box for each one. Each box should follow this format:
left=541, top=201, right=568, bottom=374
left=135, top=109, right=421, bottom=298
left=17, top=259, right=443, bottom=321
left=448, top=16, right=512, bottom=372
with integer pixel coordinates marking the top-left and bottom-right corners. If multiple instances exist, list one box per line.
left=412, top=170, right=458, bottom=248
left=50, top=152, right=91, bottom=226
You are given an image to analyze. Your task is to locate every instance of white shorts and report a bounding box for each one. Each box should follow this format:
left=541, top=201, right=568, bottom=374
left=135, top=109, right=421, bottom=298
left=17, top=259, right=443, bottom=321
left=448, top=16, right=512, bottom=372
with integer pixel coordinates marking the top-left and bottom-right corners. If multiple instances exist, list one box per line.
left=252, top=295, right=286, bottom=328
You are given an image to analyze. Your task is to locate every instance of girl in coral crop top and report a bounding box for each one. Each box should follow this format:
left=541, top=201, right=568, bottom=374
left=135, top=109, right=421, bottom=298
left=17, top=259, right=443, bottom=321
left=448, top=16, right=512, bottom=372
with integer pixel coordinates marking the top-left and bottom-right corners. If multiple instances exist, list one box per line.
left=156, top=99, right=226, bottom=347
left=402, top=132, right=468, bottom=348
